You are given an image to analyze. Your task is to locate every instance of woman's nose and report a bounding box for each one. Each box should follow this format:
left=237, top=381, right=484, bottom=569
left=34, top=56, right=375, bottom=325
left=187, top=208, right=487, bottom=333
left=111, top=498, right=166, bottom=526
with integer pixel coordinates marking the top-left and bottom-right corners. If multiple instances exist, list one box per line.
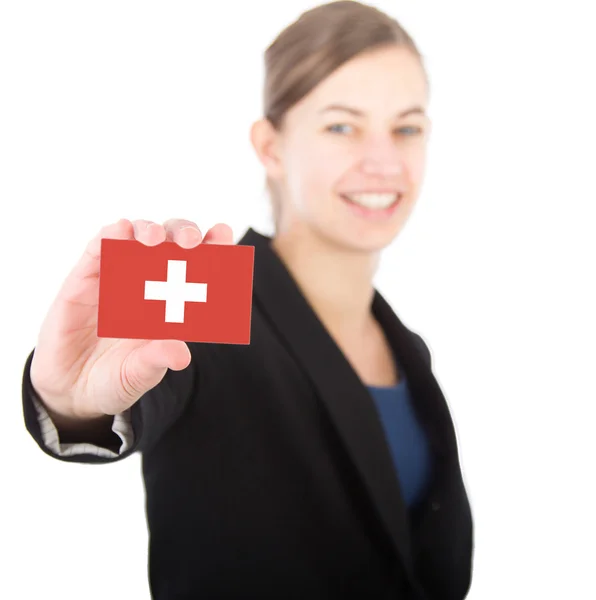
left=359, top=139, right=404, bottom=177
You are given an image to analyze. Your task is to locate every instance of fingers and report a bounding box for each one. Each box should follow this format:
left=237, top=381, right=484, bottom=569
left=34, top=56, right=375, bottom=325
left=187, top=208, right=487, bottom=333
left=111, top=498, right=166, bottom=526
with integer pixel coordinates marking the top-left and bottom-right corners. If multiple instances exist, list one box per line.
left=84, top=218, right=166, bottom=266
left=74, top=218, right=167, bottom=281
left=162, top=219, right=234, bottom=247
left=73, top=217, right=234, bottom=283
left=163, top=218, right=203, bottom=249
left=87, top=218, right=134, bottom=259
left=202, top=223, right=234, bottom=245
left=132, top=219, right=167, bottom=246
left=73, top=218, right=135, bottom=280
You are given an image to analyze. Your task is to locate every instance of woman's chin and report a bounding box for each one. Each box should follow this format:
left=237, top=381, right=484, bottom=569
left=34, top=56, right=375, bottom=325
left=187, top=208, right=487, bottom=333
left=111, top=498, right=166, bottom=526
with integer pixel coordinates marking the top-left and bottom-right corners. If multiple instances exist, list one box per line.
left=322, top=225, right=400, bottom=254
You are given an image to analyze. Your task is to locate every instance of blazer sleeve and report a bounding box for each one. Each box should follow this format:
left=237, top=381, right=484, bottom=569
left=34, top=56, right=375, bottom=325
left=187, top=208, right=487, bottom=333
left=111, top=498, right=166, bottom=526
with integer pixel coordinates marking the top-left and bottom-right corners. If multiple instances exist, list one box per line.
left=31, top=394, right=134, bottom=458
left=21, top=346, right=198, bottom=464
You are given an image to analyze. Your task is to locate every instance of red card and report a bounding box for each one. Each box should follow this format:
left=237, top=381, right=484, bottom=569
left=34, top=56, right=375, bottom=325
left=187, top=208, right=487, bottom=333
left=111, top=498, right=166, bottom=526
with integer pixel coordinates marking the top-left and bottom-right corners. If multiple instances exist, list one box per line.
left=97, top=239, right=254, bottom=344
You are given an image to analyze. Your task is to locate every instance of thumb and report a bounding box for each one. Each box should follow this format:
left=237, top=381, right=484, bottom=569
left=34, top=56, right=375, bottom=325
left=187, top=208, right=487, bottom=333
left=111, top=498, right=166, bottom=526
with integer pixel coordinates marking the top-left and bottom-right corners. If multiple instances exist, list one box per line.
left=121, top=339, right=191, bottom=401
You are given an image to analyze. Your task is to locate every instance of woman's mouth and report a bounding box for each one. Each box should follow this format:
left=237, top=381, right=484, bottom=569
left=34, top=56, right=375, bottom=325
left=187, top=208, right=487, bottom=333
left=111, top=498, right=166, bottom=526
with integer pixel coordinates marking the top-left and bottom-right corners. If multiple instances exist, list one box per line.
left=340, top=192, right=403, bottom=219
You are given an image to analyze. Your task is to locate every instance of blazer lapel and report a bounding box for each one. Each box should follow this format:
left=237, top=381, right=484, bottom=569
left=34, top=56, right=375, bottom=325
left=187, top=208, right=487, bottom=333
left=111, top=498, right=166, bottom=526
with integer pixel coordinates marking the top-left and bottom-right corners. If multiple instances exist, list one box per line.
left=237, top=227, right=446, bottom=582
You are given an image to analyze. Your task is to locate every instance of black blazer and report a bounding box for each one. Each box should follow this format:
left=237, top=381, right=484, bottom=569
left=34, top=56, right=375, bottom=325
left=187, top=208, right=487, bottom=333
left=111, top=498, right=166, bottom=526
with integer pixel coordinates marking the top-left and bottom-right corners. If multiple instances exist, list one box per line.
left=22, top=227, right=474, bottom=600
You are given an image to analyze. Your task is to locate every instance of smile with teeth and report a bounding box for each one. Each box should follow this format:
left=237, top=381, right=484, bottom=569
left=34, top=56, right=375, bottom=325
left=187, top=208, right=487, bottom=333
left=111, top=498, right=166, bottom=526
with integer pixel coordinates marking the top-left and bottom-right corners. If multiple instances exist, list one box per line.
left=341, top=192, right=402, bottom=210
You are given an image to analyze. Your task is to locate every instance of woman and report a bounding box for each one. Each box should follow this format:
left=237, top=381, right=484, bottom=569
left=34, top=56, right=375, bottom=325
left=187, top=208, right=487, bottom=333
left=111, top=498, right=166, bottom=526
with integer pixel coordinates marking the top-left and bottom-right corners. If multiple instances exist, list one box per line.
left=22, top=2, right=473, bottom=598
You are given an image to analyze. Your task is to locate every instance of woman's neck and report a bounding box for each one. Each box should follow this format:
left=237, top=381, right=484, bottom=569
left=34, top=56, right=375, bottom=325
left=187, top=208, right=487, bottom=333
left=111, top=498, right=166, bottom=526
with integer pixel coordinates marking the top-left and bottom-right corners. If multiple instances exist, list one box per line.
left=271, top=226, right=380, bottom=340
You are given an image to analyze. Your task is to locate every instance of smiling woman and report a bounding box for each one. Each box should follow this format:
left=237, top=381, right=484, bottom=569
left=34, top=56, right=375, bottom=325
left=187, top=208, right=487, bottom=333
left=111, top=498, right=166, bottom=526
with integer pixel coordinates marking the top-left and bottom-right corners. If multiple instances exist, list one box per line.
left=253, top=0, right=431, bottom=252
left=22, top=1, right=473, bottom=599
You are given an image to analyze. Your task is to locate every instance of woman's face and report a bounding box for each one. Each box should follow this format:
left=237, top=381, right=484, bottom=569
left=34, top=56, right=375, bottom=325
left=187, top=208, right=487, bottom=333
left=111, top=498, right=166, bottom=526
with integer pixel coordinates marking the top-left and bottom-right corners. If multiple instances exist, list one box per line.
left=261, top=45, right=431, bottom=253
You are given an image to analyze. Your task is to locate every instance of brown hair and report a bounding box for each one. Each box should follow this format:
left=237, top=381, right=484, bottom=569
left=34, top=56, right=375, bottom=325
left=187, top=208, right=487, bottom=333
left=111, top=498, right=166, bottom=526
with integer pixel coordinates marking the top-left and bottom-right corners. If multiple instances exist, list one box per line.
left=262, top=0, right=428, bottom=230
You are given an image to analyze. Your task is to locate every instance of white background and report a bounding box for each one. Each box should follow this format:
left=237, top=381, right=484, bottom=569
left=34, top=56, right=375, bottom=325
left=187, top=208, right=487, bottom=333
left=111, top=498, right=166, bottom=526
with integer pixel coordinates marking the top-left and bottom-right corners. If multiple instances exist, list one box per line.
left=1, top=1, right=595, bottom=598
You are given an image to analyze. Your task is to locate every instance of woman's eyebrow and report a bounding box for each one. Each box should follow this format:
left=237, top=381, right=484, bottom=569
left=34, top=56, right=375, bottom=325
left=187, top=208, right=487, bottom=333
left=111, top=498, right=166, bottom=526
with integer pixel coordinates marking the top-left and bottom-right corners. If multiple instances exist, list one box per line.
left=318, top=104, right=426, bottom=118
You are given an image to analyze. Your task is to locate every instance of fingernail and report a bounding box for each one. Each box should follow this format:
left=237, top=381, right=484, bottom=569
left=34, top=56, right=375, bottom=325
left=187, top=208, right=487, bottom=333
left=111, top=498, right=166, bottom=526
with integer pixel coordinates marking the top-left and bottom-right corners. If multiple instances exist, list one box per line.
left=180, top=226, right=200, bottom=236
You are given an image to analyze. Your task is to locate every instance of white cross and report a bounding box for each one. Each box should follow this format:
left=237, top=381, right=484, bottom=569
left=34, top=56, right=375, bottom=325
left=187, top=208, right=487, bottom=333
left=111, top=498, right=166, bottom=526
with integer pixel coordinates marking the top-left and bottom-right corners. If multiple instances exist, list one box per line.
left=144, top=260, right=207, bottom=323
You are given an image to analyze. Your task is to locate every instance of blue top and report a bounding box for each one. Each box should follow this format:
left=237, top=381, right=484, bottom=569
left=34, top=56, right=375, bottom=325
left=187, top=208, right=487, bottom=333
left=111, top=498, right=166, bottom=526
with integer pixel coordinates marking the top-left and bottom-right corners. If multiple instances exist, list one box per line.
left=366, top=360, right=433, bottom=509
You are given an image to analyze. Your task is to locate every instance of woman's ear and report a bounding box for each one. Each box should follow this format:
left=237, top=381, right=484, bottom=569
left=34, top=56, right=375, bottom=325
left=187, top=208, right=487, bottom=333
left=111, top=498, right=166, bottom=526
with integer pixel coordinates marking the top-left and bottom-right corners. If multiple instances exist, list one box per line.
left=250, top=118, right=284, bottom=180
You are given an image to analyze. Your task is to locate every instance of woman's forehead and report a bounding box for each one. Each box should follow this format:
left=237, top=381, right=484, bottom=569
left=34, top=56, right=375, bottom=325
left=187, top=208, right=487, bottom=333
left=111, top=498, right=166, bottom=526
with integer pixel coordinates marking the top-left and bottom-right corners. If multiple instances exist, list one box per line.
left=300, top=49, right=427, bottom=112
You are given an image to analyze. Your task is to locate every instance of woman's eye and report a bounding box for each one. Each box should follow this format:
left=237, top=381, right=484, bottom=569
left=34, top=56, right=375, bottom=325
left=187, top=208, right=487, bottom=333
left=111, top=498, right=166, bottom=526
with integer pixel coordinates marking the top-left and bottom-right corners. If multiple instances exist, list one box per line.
left=397, top=126, right=423, bottom=136
left=327, top=123, right=353, bottom=134
left=325, top=124, right=424, bottom=136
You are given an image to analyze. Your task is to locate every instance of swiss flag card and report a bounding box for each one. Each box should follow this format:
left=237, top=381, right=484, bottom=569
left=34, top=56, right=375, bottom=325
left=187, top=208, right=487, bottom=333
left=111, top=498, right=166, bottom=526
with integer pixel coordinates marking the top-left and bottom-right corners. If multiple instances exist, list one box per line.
left=97, top=239, right=255, bottom=344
